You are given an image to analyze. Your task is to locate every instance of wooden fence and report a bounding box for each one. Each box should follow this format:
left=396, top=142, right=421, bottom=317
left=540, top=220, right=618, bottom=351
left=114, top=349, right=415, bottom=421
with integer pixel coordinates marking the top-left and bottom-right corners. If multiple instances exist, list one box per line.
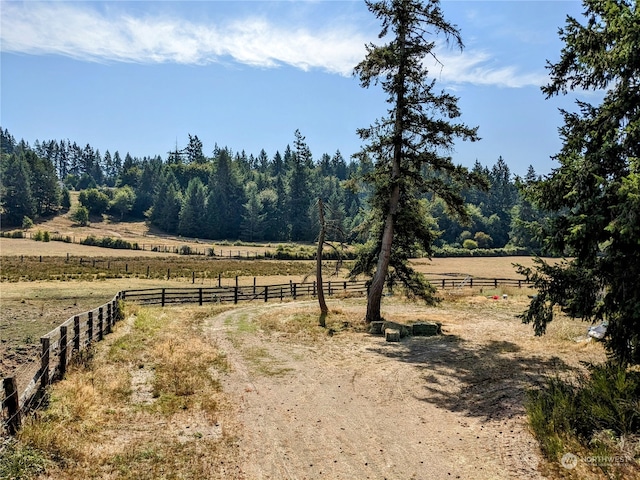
left=122, top=279, right=369, bottom=306
left=1, top=274, right=531, bottom=434
left=1, top=293, right=124, bottom=435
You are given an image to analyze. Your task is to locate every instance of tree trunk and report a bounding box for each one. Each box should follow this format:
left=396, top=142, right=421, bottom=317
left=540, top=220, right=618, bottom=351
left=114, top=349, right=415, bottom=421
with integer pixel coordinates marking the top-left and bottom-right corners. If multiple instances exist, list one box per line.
left=365, top=22, right=405, bottom=324
left=364, top=184, right=399, bottom=323
left=316, top=198, right=329, bottom=315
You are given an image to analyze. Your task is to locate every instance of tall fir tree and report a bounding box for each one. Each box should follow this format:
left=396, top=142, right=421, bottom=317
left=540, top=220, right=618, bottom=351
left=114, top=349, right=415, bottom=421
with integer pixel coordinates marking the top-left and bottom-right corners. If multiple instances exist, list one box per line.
left=351, top=0, right=481, bottom=323
left=288, top=130, right=313, bottom=241
left=179, top=177, right=207, bottom=238
left=0, top=153, right=36, bottom=226
left=520, top=0, right=640, bottom=364
left=206, top=149, right=244, bottom=239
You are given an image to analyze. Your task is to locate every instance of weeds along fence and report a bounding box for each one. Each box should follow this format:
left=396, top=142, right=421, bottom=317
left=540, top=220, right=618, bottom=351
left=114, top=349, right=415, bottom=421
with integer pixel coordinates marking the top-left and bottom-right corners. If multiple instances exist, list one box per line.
left=1, top=293, right=124, bottom=436
left=1, top=275, right=530, bottom=435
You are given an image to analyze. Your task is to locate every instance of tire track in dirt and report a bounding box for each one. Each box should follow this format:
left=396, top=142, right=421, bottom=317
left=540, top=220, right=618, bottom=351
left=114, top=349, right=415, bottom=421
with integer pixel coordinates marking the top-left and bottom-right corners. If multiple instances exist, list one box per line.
left=205, top=302, right=546, bottom=480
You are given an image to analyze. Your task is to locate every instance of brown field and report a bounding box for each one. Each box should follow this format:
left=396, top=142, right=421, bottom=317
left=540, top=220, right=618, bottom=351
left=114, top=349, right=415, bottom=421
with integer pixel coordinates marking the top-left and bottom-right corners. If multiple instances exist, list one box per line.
left=3, top=296, right=616, bottom=479
left=2, top=220, right=621, bottom=479
left=1, top=230, right=541, bottom=385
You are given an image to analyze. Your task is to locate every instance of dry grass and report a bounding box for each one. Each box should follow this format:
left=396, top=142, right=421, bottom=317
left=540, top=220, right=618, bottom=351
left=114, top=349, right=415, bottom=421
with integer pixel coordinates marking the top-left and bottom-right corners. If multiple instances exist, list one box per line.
left=4, top=290, right=610, bottom=479
left=13, top=304, right=241, bottom=479
left=411, top=256, right=548, bottom=279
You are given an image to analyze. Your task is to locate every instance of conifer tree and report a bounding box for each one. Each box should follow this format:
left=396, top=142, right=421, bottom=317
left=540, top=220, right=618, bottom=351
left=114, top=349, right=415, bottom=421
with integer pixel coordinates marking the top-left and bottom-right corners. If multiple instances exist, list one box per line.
left=179, top=178, right=207, bottom=238
left=520, top=0, right=640, bottom=364
left=0, top=153, right=36, bottom=226
left=352, top=0, right=480, bottom=323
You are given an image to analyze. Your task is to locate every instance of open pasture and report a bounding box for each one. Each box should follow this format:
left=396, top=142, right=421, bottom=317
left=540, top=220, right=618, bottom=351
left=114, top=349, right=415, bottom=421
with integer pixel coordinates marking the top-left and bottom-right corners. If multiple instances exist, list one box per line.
left=0, top=246, right=539, bottom=399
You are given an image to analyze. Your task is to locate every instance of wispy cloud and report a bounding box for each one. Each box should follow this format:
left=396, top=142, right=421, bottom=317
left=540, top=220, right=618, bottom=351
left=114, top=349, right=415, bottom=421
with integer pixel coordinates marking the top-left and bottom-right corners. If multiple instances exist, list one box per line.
left=1, top=1, right=546, bottom=87
left=432, top=49, right=548, bottom=88
left=0, top=1, right=367, bottom=75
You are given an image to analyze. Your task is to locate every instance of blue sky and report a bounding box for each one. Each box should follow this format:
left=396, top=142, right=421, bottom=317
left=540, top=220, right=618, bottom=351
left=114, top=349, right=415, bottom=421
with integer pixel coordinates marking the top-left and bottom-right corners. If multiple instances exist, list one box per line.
left=1, top=0, right=591, bottom=177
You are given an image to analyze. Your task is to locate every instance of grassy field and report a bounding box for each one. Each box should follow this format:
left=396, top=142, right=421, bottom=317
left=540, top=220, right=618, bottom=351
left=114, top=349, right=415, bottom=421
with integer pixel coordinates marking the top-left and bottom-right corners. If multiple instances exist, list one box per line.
left=1, top=296, right=613, bottom=480
left=3, top=225, right=618, bottom=479
left=1, top=233, right=540, bottom=382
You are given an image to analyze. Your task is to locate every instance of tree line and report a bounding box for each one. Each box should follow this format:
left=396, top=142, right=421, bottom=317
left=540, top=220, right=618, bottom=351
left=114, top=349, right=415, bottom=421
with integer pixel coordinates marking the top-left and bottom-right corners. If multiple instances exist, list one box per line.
left=0, top=126, right=546, bottom=251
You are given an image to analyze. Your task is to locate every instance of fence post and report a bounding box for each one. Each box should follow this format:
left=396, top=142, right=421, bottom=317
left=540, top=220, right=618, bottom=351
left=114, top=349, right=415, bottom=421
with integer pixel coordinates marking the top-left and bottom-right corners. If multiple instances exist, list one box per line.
left=518, top=280, right=522, bottom=288
left=313, top=281, right=316, bottom=296
left=107, top=303, right=112, bottom=332
left=73, top=316, right=81, bottom=351
left=59, top=326, right=68, bottom=379
left=280, top=286, right=283, bottom=301
left=40, top=337, right=50, bottom=390
left=192, top=271, right=195, bottom=284
left=3, top=377, right=20, bottom=434
left=442, top=279, right=445, bottom=289
left=97, top=308, right=104, bottom=341
left=328, top=281, right=332, bottom=296
left=253, top=277, right=256, bottom=295
left=218, top=274, right=221, bottom=287
left=199, top=288, right=203, bottom=306
left=494, top=279, right=498, bottom=288
left=293, top=283, right=297, bottom=300
left=162, top=289, right=166, bottom=307
left=470, top=278, right=473, bottom=289
left=88, top=312, right=93, bottom=344
left=234, top=285, right=238, bottom=304
left=264, top=286, right=268, bottom=302
left=147, top=265, right=150, bottom=277
left=167, top=268, right=170, bottom=280
left=343, top=281, right=347, bottom=290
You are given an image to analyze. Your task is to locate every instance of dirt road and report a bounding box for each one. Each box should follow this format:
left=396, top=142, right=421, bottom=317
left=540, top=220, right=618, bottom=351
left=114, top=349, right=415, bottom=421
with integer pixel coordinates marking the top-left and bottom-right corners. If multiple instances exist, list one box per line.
left=203, top=298, right=601, bottom=479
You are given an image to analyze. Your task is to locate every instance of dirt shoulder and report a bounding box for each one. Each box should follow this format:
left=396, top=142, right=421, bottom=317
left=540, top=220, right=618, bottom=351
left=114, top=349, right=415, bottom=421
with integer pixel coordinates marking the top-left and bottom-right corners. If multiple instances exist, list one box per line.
left=205, top=297, right=604, bottom=479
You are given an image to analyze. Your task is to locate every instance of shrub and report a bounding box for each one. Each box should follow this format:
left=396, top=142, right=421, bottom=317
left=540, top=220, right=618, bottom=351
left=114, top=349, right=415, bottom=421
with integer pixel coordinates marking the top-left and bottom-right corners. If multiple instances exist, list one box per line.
left=179, top=245, right=192, bottom=255
left=71, top=206, right=89, bottom=226
left=80, top=235, right=133, bottom=250
left=474, top=231, right=493, bottom=249
left=78, top=188, right=109, bottom=215
left=462, top=239, right=478, bottom=250
left=33, top=230, right=44, bottom=241
left=43, top=231, right=50, bottom=242
left=22, top=216, right=33, bottom=230
left=526, top=362, right=640, bottom=462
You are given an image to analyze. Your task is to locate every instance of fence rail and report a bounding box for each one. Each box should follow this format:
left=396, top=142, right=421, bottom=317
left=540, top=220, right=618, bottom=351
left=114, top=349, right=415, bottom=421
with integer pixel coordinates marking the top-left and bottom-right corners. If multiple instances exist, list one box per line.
left=1, top=293, right=124, bottom=435
left=1, top=274, right=530, bottom=435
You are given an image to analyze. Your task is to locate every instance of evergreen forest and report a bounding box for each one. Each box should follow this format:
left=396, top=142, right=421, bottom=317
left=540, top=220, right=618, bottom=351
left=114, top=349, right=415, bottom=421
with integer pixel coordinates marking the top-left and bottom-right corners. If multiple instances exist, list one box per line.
left=0, top=127, right=547, bottom=254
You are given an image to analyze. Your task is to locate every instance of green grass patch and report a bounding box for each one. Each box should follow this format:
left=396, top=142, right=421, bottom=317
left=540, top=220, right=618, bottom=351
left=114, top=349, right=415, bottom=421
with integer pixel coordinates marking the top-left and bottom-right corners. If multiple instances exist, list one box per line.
left=242, top=346, right=293, bottom=377
left=0, top=439, right=49, bottom=480
left=526, top=362, right=640, bottom=475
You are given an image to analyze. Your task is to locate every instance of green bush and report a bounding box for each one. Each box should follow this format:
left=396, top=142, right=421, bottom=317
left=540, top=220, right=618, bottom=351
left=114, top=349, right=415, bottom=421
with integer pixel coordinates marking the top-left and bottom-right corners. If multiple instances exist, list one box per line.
left=22, top=216, right=33, bottom=230
left=80, top=235, right=133, bottom=250
left=462, top=239, right=478, bottom=250
left=71, top=206, right=90, bottom=226
left=43, top=231, right=50, bottom=242
left=526, top=362, right=640, bottom=461
left=33, top=230, right=44, bottom=241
